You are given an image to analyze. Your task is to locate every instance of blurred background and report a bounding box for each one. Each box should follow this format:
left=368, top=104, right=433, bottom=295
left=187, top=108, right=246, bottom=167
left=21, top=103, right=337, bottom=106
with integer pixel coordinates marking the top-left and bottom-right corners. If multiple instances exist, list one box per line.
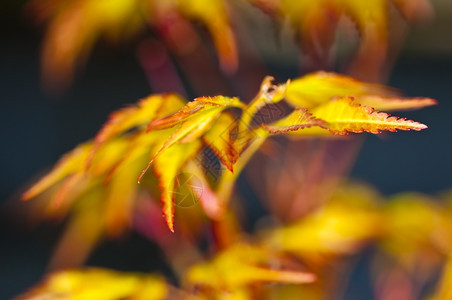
left=1, top=0, right=451, bottom=298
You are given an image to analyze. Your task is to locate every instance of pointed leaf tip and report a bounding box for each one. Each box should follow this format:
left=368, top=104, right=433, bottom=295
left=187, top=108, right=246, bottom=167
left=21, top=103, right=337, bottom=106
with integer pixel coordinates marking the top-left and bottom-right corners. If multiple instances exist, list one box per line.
left=167, top=219, right=175, bottom=233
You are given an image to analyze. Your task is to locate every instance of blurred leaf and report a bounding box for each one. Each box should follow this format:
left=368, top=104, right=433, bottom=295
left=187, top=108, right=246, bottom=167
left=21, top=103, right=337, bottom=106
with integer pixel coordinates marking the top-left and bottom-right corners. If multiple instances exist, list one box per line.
left=27, top=0, right=240, bottom=89
left=185, top=243, right=315, bottom=293
left=178, top=0, right=238, bottom=73
left=380, top=193, right=452, bottom=271
left=16, top=268, right=168, bottom=300
left=27, top=0, right=144, bottom=89
left=356, top=96, right=437, bottom=112
left=263, top=0, right=432, bottom=80
left=286, top=72, right=436, bottom=111
left=434, top=255, right=452, bottom=300
left=266, top=183, right=383, bottom=262
left=231, top=76, right=289, bottom=160
left=286, top=72, right=395, bottom=109
left=23, top=142, right=93, bottom=201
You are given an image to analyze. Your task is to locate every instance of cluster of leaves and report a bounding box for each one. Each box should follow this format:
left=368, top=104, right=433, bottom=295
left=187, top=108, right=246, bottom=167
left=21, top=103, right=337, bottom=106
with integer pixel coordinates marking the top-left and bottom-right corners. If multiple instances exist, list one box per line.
left=27, top=0, right=431, bottom=88
left=19, top=183, right=452, bottom=299
left=26, top=0, right=236, bottom=88
left=256, top=0, right=432, bottom=79
left=23, top=71, right=434, bottom=234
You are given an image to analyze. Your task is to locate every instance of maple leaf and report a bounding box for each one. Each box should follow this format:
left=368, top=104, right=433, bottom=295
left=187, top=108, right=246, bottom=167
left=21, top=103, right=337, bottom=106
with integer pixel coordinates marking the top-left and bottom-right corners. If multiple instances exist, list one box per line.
left=28, top=0, right=432, bottom=89
left=266, top=182, right=383, bottom=262
left=286, top=71, right=436, bottom=110
left=379, top=193, right=452, bottom=271
left=185, top=243, right=316, bottom=293
left=239, top=76, right=289, bottom=129
left=16, top=268, right=169, bottom=300
left=356, top=96, right=437, bottom=112
left=152, top=141, right=202, bottom=232
left=311, top=97, right=428, bottom=135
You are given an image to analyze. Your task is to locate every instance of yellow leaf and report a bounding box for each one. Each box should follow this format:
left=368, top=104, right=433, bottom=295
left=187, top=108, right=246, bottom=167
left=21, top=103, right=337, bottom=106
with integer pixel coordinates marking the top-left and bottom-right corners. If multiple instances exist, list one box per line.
left=186, top=243, right=315, bottom=291
left=48, top=189, right=105, bottom=269
left=286, top=72, right=437, bottom=112
left=16, top=268, right=168, bottom=300
left=103, top=158, right=142, bottom=237
left=30, top=0, right=240, bottom=89
left=153, top=141, right=202, bottom=232
left=149, top=96, right=244, bottom=130
left=286, top=71, right=397, bottom=109
left=266, top=183, right=383, bottom=260
left=380, top=193, right=452, bottom=271
left=22, top=74, right=433, bottom=240
left=311, top=97, right=428, bottom=135
left=357, top=96, right=437, bottom=111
